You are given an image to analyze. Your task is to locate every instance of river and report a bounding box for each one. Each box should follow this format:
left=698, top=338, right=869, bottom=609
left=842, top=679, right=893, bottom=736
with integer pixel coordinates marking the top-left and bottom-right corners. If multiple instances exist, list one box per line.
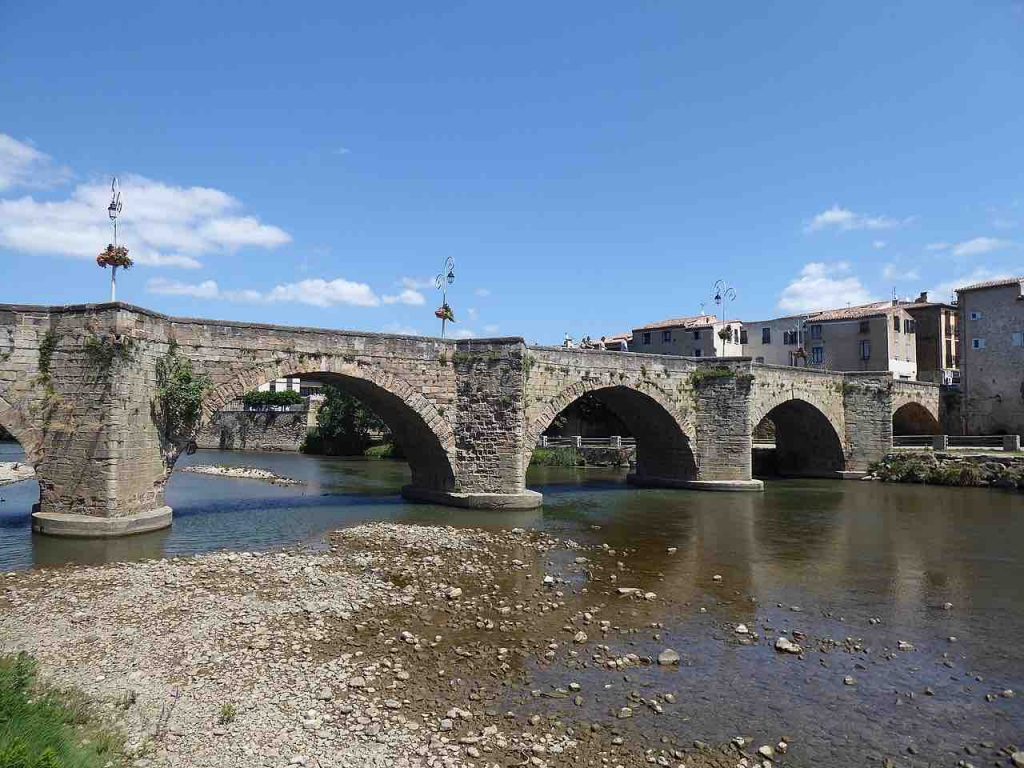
left=1, top=443, right=1022, bottom=762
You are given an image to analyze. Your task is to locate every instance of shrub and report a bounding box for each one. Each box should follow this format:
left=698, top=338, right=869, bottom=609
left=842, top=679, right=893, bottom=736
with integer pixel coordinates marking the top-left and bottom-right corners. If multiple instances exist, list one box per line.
left=927, top=463, right=983, bottom=486
left=155, top=343, right=212, bottom=442
left=690, top=366, right=736, bottom=387
left=242, top=389, right=303, bottom=410
left=530, top=447, right=583, bottom=467
left=363, top=443, right=405, bottom=460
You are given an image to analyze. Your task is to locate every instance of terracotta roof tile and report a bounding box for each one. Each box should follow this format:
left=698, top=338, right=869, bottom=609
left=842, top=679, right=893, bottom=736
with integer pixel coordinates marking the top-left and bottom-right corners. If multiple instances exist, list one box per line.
left=956, top=276, right=1024, bottom=293
left=808, top=302, right=898, bottom=322
left=633, top=314, right=718, bottom=332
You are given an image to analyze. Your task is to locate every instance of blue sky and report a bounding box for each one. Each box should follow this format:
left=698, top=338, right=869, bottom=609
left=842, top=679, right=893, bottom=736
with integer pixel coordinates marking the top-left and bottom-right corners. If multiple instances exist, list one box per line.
left=1, top=1, right=1021, bottom=342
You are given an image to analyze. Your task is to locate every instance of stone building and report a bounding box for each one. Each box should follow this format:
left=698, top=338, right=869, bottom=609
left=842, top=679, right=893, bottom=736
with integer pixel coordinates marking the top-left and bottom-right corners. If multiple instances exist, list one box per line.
left=956, top=276, right=1024, bottom=437
left=898, top=292, right=960, bottom=385
left=631, top=314, right=743, bottom=357
left=741, top=314, right=811, bottom=366
left=742, top=302, right=918, bottom=378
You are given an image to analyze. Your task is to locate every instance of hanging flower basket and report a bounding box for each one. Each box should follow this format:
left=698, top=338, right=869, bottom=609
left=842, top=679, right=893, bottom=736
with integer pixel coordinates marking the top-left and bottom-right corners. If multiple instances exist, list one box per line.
left=717, top=327, right=733, bottom=341
left=434, top=303, right=455, bottom=322
left=97, top=244, right=133, bottom=270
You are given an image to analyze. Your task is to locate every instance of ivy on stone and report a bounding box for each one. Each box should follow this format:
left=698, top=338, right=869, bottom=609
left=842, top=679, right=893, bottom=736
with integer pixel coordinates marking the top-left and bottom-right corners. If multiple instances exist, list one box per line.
left=155, top=343, right=212, bottom=442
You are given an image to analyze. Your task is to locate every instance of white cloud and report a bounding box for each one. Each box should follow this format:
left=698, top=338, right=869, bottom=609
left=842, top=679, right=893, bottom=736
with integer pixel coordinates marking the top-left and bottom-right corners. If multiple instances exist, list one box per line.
left=382, top=288, right=425, bottom=306
left=466, top=307, right=479, bottom=321
left=450, top=329, right=477, bottom=339
left=265, top=278, right=379, bottom=308
left=872, top=240, right=887, bottom=250
left=804, top=205, right=904, bottom=233
left=147, top=278, right=221, bottom=299
left=147, top=276, right=380, bottom=308
left=483, top=324, right=500, bottom=334
left=924, top=237, right=1014, bottom=258
left=950, top=236, right=1013, bottom=258
left=882, top=263, right=920, bottom=281
left=0, top=166, right=290, bottom=269
left=474, top=288, right=491, bottom=297
left=926, top=267, right=1016, bottom=302
left=0, top=134, right=71, bottom=192
left=777, top=262, right=874, bottom=313
left=400, top=276, right=437, bottom=290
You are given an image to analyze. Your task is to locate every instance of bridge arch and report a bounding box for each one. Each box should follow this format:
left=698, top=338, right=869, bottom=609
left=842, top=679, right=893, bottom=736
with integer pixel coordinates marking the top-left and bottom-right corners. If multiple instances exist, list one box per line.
left=198, top=355, right=458, bottom=493
left=525, top=380, right=698, bottom=484
left=892, top=401, right=941, bottom=436
left=754, top=397, right=846, bottom=477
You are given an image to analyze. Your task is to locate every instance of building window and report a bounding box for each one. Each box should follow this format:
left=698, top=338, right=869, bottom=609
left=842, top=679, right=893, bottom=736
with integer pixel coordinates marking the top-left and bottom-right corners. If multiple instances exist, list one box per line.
left=810, top=346, right=824, bottom=365
left=972, top=338, right=986, bottom=350
left=761, top=327, right=771, bottom=344
left=693, top=348, right=702, bottom=357
left=859, top=339, right=871, bottom=360
left=642, top=332, right=651, bottom=345
left=783, top=330, right=798, bottom=345
left=740, top=329, right=748, bottom=345
left=693, top=330, right=701, bottom=340
left=969, top=311, right=983, bottom=321
left=755, top=356, right=764, bottom=363
left=893, top=316, right=901, bottom=332
left=809, top=324, right=822, bottom=340
left=1013, top=332, right=1024, bottom=348
left=904, top=319, right=916, bottom=334
left=662, top=330, right=672, bottom=343
left=859, top=320, right=870, bottom=334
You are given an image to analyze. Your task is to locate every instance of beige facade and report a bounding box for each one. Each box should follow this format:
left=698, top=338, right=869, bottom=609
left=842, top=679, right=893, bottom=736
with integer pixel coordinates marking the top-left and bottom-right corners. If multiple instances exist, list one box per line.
left=631, top=315, right=743, bottom=358
left=742, top=302, right=918, bottom=378
left=741, top=315, right=809, bottom=366
left=957, top=277, right=1024, bottom=437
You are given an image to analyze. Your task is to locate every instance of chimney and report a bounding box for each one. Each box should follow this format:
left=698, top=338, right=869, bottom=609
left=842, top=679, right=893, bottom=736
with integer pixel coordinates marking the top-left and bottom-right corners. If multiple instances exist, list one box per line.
left=917, top=291, right=928, bottom=303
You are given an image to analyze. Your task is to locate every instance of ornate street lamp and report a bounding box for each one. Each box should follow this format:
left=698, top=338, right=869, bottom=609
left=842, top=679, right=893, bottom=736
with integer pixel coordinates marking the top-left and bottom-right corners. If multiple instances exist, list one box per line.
left=712, top=279, right=737, bottom=356
left=96, top=177, right=132, bottom=302
left=434, top=257, right=456, bottom=338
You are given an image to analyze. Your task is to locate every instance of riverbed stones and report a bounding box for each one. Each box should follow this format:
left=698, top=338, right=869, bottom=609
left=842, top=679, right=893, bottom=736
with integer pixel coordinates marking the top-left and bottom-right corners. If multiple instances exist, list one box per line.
left=657, top=649, right=680, bottom=666
left=774, top=636, right=802, bottom=654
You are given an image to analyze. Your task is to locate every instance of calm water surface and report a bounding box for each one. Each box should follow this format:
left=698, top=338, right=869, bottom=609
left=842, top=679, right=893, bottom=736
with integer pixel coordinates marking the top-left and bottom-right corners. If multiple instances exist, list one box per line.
left=2, top=443, right=1022, bottom=760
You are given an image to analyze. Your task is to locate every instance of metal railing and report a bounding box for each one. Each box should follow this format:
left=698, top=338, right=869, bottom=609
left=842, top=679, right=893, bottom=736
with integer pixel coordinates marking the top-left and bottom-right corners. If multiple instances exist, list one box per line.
left=538, top=435, right=637, bottom=448
left=893, top=434, right=1021, bottom=452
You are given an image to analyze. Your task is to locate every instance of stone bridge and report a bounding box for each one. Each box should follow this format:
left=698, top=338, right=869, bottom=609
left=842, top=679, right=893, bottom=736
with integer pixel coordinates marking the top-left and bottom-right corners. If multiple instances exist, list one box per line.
left=0, top=303, right=941, bottom=537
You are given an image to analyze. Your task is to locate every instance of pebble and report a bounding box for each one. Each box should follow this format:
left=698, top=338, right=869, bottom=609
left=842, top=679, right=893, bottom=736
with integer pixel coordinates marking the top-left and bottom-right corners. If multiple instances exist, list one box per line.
left=657, top=649, right=681, bottom=666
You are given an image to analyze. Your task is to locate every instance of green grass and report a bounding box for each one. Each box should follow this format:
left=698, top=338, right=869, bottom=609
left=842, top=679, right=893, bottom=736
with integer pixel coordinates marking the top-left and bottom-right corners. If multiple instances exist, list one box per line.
left=363, top=443, right=401, bottom=459
left=0, top=653, right=126, bottom=768
left=530, top=447, right=583, bottom=467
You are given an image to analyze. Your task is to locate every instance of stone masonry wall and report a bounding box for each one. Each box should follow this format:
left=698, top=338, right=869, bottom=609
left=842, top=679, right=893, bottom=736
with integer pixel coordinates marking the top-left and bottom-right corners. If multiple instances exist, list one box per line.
left=451, top=340, right=529, bottom=493
left=197, top=409, right=313, bottom=451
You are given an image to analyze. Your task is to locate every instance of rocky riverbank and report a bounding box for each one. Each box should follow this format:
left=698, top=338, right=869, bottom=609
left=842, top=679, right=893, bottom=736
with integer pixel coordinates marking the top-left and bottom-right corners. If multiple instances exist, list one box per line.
left=0, top=523, right=793, bottom=768
left=0, top=461, right=34, bottom=486
left=181, top=465, right=300, bottom=485
left=867, top=452, right=1024, bottom=490
left=1, top=521, right=1019, bottom=767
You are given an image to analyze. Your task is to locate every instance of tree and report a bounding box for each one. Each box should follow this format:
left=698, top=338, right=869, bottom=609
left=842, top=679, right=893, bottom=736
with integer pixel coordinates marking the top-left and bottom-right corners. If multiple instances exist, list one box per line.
left=242, top=389, right=303, bottom=410
left=303, top=385, right=391, bottom=455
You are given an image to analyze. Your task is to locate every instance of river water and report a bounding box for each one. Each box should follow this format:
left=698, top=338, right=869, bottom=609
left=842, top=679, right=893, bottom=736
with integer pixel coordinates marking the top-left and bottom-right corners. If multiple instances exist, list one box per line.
left=1, top=443, right=1022, bottom=761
